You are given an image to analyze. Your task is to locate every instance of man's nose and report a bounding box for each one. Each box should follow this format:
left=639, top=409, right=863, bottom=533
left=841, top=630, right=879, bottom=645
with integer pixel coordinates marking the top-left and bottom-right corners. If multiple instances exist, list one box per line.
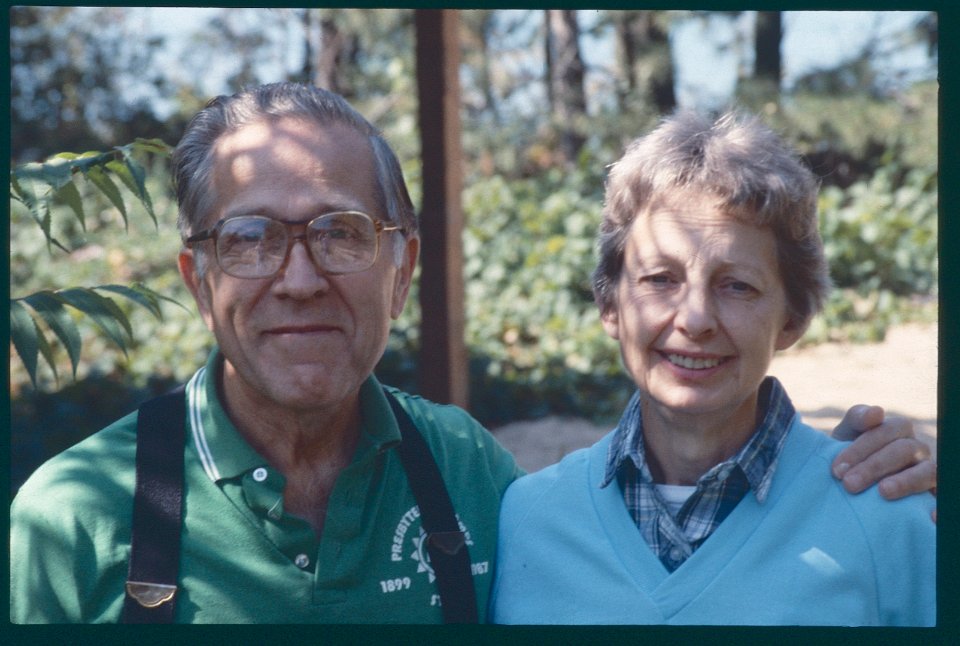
left=271, top=237, right=330, bottom=298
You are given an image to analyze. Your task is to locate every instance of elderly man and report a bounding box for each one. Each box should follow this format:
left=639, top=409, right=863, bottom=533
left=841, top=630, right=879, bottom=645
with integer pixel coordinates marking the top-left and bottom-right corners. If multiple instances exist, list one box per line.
left=10, top=83, right=935, bottom=624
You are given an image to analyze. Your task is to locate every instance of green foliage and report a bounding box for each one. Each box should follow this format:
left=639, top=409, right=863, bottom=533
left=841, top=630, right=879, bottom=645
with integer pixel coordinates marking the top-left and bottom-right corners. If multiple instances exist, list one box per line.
left=11, top=286, right=184, bottom=387
left=820, top=163, right=937, bottom=296
left=9, top=140, right=185, bottom=388
left=777, top=80, right=938, bottom=185
left=803, top=161, right=938, bottom=344
left=461, top=167, right=627, bottom=422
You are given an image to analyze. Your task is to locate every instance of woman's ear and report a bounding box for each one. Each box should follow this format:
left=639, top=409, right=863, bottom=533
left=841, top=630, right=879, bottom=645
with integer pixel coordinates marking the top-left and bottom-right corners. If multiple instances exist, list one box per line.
left=600, top=304, right=621, bottom=341
left=775, top=316, right=808, bottom=352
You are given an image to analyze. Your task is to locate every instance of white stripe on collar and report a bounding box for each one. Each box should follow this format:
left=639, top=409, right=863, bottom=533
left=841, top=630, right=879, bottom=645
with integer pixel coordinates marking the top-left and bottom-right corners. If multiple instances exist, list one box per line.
left=188, top=366, right=221, bottom=482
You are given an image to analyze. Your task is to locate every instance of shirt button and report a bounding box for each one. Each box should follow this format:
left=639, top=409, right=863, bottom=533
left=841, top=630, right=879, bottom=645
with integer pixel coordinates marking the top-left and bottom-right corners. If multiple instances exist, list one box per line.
left=253, top=467, right=268, bottom=482
left=294, top=553, right=310, bottom=569
left=669, top=547, right=683, bottom=562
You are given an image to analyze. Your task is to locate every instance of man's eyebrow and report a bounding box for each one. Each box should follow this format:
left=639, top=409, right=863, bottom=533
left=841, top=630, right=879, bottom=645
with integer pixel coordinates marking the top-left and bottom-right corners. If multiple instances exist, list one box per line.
left=222, top=202, right=362, bottom=219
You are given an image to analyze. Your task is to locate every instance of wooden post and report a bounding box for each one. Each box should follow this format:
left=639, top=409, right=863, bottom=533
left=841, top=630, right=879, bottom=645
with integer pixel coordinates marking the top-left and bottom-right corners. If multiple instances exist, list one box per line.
left=415, top=9, right=468, bottom=408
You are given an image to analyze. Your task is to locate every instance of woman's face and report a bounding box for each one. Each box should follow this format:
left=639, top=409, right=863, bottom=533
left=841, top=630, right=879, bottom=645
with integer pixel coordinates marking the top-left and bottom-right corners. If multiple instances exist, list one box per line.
left=601, top=193, right=804, bottom=428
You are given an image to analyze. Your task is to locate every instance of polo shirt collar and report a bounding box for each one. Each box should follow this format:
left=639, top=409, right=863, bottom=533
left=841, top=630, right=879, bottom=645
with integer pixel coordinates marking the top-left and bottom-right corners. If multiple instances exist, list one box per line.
left=186, top=349, right=401, bottom=484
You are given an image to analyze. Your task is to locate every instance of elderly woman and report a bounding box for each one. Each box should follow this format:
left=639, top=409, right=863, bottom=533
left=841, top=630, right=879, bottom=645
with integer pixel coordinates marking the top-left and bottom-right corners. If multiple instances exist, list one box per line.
left=490, top=111, right=935, bottom=625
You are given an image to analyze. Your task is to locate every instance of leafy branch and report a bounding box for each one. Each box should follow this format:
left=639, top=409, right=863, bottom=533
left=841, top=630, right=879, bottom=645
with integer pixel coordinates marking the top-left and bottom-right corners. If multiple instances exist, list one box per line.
left=10, top=139, right=187, bottom=388
left=10, top=138, right=170, bottom=251
left=11, top=285, right=186, bottom=387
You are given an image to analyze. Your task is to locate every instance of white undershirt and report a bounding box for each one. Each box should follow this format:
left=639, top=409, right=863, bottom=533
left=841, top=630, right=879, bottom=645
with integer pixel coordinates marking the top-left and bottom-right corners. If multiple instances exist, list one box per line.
left=655, top=484, right=697, bottom=516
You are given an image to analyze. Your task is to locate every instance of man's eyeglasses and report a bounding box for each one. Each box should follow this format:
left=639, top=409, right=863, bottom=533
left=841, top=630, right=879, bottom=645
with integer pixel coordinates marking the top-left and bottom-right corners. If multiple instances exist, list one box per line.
left=184, top=211, right=403, bottom=279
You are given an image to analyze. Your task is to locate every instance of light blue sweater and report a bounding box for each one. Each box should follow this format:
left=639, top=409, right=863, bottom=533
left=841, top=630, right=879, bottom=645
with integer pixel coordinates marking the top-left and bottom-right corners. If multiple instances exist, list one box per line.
left=491, top=418, right=935, bottom=625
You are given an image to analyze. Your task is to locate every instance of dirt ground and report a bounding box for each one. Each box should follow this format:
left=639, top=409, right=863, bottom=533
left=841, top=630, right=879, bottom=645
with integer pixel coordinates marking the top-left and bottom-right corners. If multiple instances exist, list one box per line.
left=492, top=322, right=938, bottom=473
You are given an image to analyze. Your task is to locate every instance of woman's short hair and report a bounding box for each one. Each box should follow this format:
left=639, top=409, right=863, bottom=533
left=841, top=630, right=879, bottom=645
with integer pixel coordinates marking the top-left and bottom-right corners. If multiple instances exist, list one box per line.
left=172, top=82, right=417, bottom=244
left=592, top=109, right=831, bottom=329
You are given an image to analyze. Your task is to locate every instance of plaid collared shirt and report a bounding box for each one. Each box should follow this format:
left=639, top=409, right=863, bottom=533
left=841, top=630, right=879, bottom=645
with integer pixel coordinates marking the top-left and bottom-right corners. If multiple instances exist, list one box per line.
left=601, top=377, right=796, bottom=572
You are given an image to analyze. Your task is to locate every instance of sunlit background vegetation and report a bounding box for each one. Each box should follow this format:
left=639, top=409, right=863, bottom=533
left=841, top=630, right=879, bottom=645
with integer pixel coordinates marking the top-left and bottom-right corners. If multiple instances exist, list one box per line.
left=10, top=8, right=938, bottom=492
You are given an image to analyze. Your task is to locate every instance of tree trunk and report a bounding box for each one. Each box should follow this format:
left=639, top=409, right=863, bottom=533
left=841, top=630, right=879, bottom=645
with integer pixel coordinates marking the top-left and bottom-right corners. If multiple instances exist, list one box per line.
left=545, top=9, right=587, bottom=164
left=754, top=11, right=782, bottom=85
left=614, top=13, right=637, bottom=100
left=314, top=17, right=350, bottom=95
left=298, top=9, right=313, bottom=85
left=752, top=11, right=782, bottom=104
left=615, top=11, right=676, bottom=115
left=462, top=9, right=500, bottom=124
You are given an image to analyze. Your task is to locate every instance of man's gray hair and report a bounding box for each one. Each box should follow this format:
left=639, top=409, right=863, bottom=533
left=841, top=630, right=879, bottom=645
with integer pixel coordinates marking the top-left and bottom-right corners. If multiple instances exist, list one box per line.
left=592, top=109, right=830, bottom=329
left=172, top=82, right=416, bottom=270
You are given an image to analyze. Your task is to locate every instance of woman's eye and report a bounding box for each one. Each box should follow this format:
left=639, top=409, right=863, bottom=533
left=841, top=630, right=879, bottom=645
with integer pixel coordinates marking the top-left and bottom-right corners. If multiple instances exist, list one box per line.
left=641, top=273, right=674, bottom=286
left=726, top=280, right=757, bottom=294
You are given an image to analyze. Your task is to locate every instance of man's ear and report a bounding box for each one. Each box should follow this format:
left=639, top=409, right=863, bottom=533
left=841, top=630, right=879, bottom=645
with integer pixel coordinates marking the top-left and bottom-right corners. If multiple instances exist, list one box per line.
left=600, top=303, right=621, bottom=341
left=390, top=235, right=420, bottom=320
left=178, top=249, right=215, bottom=331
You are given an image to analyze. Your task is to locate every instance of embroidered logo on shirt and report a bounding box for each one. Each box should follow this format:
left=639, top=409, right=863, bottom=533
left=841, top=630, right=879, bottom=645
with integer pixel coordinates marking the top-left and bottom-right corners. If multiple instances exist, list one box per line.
left=384, top=505, right=484, bottom=598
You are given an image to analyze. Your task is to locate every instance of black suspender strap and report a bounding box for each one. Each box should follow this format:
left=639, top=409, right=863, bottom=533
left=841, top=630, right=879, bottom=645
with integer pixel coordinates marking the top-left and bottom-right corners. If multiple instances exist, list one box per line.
left=121, top=385, right=186, bottom=624
left=384, top=390, right=479, bottom=624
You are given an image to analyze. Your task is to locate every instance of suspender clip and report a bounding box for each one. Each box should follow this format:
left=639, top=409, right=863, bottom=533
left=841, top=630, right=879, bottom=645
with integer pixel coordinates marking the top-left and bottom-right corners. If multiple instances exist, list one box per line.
left=125, top=581, right=178, bottom=608
left=427, top=531, right=467, bottom=556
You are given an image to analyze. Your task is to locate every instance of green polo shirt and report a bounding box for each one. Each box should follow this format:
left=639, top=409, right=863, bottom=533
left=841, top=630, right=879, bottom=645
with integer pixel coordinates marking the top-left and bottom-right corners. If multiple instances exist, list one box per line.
left=10, top=351, right=521, bottom=623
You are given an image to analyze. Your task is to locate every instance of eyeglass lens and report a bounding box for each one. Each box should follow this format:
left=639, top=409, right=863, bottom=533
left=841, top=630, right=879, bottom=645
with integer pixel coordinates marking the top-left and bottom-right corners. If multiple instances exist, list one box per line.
left=216, top=212, right=381, bottom=278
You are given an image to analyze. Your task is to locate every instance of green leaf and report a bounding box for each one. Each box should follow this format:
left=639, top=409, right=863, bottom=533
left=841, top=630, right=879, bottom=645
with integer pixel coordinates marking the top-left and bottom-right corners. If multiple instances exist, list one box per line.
left=14, top=159, right=65, bottom=192
left=104, top=158, right=136, bottom=195
left=35, top=319, right=59, bottom=386
left=31, top=201, right=71, bottom=255
left=123, top=154, right=157, bottom=227
left=54, top=179, right=86, bottom=232
left=34, top=199, right=70, bottom=254
left=131, top=138, right=172, bottom=155
left=10, top=299, right=41, bottom=387
left=39, top=156, right=75, bottom=192
left=12, top=164, right=72, bottom=252
left=86, top=165, right=128, bottom=226
left=110, top=153, right=143, bottom=195
left=105, top=156, right=157, bottom=228
left=95, top=283, right=163, bottom=319
left=66, top=150, right=115, bottom=174
left=11, top=299, right=59, bottom=386
left=12, top=165, right=43, bottom=211
left=99, top=283, right=190, bottom=319
left=57, top=287, right=133, bottom=356
left=23, top=291, right=82, bottom=378
left=10, top=172, right=32, bottom=207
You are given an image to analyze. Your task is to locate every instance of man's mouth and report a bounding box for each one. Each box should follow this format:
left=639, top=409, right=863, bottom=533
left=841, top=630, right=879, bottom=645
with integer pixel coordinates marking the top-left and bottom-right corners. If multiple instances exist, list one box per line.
left=266, top=325, right=338, bottom=335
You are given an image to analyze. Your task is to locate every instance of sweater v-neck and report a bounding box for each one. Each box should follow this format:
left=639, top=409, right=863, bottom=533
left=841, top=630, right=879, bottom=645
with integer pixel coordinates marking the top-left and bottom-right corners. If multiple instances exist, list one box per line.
left=585, top=418, right=822, bottom=619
